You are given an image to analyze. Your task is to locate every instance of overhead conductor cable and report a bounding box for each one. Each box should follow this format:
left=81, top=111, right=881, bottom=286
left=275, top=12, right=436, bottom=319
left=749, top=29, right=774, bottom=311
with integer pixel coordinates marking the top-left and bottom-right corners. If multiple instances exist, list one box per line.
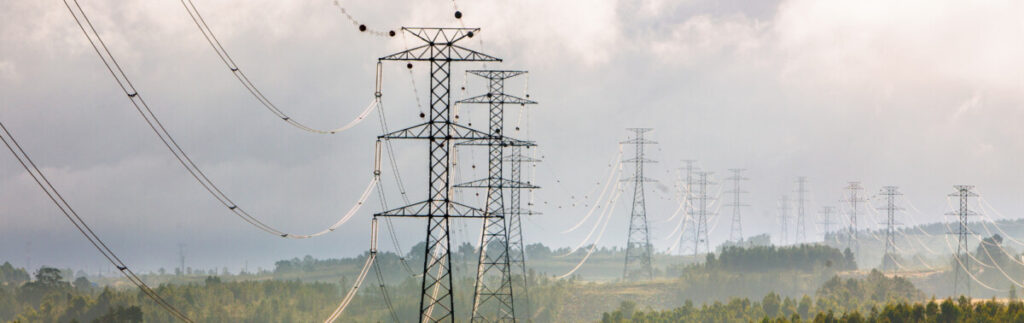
left=180, top=0, right=381, bottom=134
left=66, top=0, right=381, bottom=239
left=0, top=121, right=191, bottom=322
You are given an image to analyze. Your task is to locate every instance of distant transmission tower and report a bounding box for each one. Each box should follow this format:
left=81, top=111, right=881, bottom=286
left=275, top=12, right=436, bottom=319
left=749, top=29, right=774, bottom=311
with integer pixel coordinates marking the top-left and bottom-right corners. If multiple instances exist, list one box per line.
left=375, top=27, right=503, bottom=322
left=948, top=185, right=978, bottom=297
left=794, top=177, right=808, bottom=244
left=693, top=171, right=716, bottom=255
left=779, top=195, right=790, bottom=245
left=505, top=147, right=540, bottom=320
left=622, top=128, right=656, bottom=280
left=818, top=206, right=835, bottom=242
left=677, top=160, right=697, bottom=255
left=878, top=186, right=902, bottom=274
left=726, top=169, right=749, bottom=242
left=842, top=182, right=865, bottom=258
left=455, top=70, right=537, bottom=321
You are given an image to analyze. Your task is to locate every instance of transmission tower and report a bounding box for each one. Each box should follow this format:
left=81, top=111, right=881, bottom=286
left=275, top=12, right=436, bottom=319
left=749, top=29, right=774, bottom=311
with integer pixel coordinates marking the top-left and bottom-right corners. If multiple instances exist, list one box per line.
left=375, top=27, right=505, bottom=322
left=779, top=195, right=790, bottom=245
left=818, top=206, right=835, bottom=242
left=794, top=177, right=808, bottom=244
left=677, top=160, right=697, bottom=255
left=726, top=169, right=749, bottom=242
left=947, top=185, right=978, bottom=297
left=691, top=171, right=716, bottom=255
left=878, top=186, right=902, bottom=274
left=621, top=128, right=656, bottom=280
left=842, top=182, right=865, bottom=258
left=455, top=70, right=537, bottom=321
left=505, top=147, right=540, bottom=320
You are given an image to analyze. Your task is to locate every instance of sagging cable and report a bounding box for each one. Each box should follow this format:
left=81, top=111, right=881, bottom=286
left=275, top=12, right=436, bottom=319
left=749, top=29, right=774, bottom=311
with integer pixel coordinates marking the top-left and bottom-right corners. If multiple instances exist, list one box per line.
left=180, top=0, right=382, bottom=134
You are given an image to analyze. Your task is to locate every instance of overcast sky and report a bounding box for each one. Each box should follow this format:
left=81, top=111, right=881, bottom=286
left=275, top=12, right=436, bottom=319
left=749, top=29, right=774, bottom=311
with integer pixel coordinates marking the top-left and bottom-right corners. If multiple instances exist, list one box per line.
left=3, top=0, right=1024, bottom=274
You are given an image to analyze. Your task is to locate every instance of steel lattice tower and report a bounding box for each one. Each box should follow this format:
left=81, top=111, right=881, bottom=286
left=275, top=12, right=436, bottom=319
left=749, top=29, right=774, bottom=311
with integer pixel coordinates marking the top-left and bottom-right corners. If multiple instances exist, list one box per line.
left=779, top=195, right=790, bottom=245
left=375, top=28, right=509, bottom=322
left=794, top=177, right=808, bottom=244
left=819, top=206, right=835, bottom=242
left=505, top=147, right=540, bottom=320
left=726, top=169, right=749, bottom=242
left=693, top=172, right=715, bottom=255
left=677, top=160, right=697, bottom=255
left=948, top=185, right=977, bottom=297
left=622, top=128, right=656, bottom=280
left=455, top=70, right=537, bottom=322
left=842, top=182, right=865, bottom=258
left=878, top=186, right=903, bottom=275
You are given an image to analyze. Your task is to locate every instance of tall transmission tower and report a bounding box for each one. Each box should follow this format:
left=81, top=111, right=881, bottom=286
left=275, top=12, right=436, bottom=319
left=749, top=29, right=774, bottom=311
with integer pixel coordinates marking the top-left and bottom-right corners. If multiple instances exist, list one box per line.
left=375, top=27, right=505, bottom=322
left=726, top=169, right=749, bottom=242
left=677, top=160, right=697, bottom=255
left=778, top=195, right=790, bottom=245
left=794, top=177, right=808, bottom=244
left=818, top=206, right=835, bottom=242
left=455, top=70, right=537, bottom=321
left=621, top=128, right=656, bottom=280
left=947, top=185, right=978, bottom=297
left=842, top=182, right=865, bottom=258
left=692, top=171, right=716, bottom=255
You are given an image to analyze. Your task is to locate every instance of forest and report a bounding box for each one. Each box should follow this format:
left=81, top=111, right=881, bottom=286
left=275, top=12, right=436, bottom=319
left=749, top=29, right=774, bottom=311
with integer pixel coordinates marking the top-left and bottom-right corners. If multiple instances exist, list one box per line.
left=0, top=242, right=974, bottom=322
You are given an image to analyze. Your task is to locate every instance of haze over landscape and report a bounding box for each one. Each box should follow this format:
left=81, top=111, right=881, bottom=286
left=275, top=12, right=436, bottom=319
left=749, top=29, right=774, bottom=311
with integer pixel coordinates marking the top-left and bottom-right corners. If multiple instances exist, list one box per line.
left=4, top=0, right=1024, bottom=322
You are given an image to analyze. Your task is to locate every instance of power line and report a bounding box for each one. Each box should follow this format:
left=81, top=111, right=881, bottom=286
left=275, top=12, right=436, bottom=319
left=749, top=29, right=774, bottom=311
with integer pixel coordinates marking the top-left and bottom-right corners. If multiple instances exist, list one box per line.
left=331, top=0, right=399, bottom=37
left=65, top=0, right=377, bottom=239
left=0, top=120, right=191, bottom=322
left=180, top=0, right=383, bottom=134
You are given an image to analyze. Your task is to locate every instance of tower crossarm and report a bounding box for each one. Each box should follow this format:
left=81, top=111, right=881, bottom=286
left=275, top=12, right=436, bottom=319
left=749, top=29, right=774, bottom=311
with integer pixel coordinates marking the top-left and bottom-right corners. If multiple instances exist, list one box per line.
left=458, top=93, right=537, bottom=105
left=374, top=200, right=488, bottom=218
left=467, top=70, right=528, bottom=80
left=620, top=176, right=658, bottom=183
left=455, top=137, right=536, bottom=147
left=379, top=122, right=496, bottom=140
left=622, top=157, right=658, bottom=163
left=380, top=29, right=500, bottom=62
left=619, top=139, right=658, bottom=145
left=455, top=177, right=540, bottom=189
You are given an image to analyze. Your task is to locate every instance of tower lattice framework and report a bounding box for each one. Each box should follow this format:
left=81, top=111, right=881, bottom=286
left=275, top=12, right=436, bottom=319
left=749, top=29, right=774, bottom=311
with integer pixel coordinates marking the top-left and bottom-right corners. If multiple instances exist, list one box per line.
left=693, top=172, right=715, bottom=255
left=375, top=27, right=515, bottom=322
left=455, top=70, right=536, bottom=322
left=726, top=169, right=749, bottom=242
left=795, top=177, right=808, bottom=244
left=842, top=182, right=865, bottom=258
left=948, top=185, right=977, bottom=297
left=622, top=128, right=656, bottom=280
left=878, top=186, right=902, bottom=274
left=677, top=160, right=697, bottom=255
